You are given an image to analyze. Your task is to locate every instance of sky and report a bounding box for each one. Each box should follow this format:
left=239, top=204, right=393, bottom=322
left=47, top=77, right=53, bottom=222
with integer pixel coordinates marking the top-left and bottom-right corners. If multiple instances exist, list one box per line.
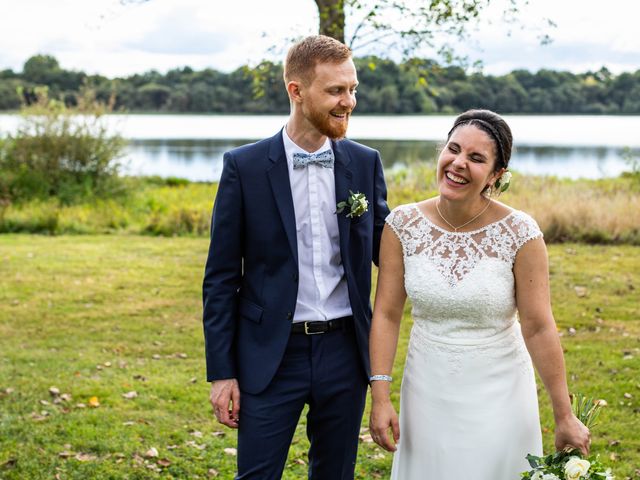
left=0, top=0, right=638, bottom=78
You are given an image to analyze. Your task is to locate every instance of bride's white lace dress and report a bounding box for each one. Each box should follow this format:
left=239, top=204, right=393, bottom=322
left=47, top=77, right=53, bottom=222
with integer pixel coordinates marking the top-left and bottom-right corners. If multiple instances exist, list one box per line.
left=386, top=203, right=544, bottom=479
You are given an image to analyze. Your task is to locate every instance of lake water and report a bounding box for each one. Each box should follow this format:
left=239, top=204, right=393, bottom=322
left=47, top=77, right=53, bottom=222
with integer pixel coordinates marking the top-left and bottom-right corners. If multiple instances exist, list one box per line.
left=1, top=114, right=638, bottom=181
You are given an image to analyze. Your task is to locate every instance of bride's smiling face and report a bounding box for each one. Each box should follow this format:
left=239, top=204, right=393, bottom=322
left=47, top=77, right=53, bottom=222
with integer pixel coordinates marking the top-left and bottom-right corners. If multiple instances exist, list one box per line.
left=437, top=125, right=504, bottom=201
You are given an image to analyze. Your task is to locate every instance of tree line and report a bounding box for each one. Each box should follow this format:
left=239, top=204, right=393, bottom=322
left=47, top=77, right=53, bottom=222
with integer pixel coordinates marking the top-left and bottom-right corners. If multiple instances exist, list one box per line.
left=1, top=54, right=639, bottom=114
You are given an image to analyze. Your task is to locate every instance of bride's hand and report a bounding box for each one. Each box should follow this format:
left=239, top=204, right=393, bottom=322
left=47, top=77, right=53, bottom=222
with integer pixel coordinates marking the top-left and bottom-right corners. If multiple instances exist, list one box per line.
left=369, top=399, right=400, bottom=452
left=555, top=414, right=591, bottom=455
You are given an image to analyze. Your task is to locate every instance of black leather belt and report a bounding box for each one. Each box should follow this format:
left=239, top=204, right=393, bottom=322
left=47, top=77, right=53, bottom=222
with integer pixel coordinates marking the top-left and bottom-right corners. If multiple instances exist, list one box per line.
left=291, top=316, right=351, bottom=335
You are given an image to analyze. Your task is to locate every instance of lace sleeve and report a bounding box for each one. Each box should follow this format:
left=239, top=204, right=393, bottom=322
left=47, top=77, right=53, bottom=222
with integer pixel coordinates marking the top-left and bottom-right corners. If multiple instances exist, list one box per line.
left=506, top=211, right=543, bottom=252
left=385, top=204, right=425, bottom=256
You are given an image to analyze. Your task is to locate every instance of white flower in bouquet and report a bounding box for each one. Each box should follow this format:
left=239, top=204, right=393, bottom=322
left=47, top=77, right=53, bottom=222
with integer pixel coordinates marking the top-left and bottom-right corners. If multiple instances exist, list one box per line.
left=532, top=472, right=561, bottom=480
left=564, top=456, right=590, bottom=480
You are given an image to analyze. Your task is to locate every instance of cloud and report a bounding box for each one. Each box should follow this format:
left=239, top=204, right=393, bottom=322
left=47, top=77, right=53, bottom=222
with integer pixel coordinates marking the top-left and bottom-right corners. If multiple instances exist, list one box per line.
left=124, top=9, right=231, bottom=55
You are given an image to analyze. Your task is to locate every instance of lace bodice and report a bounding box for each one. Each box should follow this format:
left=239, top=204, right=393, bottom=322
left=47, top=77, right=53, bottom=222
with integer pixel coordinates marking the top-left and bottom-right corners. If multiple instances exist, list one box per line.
left=386, top=203, right=542, bottom=341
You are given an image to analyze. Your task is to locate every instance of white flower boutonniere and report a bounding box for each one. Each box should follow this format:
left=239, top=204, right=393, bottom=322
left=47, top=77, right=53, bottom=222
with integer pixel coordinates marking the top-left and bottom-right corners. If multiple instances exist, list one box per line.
left=336, top=190, right=368, bottom=218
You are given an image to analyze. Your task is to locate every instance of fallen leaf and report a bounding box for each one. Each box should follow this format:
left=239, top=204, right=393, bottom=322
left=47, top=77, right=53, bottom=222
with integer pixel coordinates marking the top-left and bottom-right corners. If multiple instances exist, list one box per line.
left=212, top=431, right=225, bottom=437
left=104, top=362, right=112, bottom=368
left=31, top=411, right=49, bottom=421
left=49, top=387, right=60, bottom=397
left=88, top=396, right=100, bottom=408
left=145, top=447, right=159, bottom=458
left=58, top=451, right=74, bottom=458
left=208, top=469, right=219, bottom=477
left=152, top=354, right=161, bottom=360
left=40, top=400, right=51, bottom=406
left=574, top=286, right=588, bottom=297
left=157, top=458, right=171, bottom=467
left=177, top=353, right=188, bottom=359
left=359, top=434, right=374, bottom=443
left=294, top=458, right=306, bottom=465
left=75, top=403, right=86, bottom=409
left=75, top=453, right=97, bottom=462
left=224, top=448, right=237, bottom=456
left=60, top=393, right=72, bottom=402
left=185, top=440, right=207, bottom=450
left=191, top=431, right=203, bottom=438
left=122, top=391, right=138, bottom=400
left=623, top=392, right=633, bottom=399
left=1, top=458, right=17, bottom=468
left=189, top=377, right=197, bottom=384
left=122, top=421, right=135, bottom=426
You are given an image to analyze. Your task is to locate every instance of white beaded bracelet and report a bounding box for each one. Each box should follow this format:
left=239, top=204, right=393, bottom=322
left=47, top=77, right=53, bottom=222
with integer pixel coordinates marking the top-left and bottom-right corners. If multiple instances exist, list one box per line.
left=369, top=374, right=393, bottom=382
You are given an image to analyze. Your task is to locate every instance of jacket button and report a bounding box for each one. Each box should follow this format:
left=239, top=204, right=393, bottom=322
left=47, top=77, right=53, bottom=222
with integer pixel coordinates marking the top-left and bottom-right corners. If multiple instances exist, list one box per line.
left=286, top=312, right=293, bottom=320
left=293, top=273, right=298, bottom=282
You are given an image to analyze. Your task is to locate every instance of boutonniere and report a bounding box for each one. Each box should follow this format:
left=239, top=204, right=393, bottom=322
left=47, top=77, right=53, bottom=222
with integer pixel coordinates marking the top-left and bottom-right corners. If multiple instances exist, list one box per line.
left=336, top=190, right=369, bottom=218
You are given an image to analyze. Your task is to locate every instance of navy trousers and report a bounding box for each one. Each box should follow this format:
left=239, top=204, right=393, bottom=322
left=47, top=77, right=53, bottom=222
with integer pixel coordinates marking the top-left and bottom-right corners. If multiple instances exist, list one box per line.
left=236, top=321, right=368, bottom=480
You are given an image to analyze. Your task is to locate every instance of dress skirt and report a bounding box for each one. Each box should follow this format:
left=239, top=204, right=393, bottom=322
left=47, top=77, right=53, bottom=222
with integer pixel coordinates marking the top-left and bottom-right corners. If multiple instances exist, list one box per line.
left=390, top=320, right=543, bottom=479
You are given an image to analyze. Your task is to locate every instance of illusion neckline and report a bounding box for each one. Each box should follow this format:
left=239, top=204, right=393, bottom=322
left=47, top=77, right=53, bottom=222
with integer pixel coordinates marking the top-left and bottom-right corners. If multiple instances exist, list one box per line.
left=411, top=203, right=517, bottom=236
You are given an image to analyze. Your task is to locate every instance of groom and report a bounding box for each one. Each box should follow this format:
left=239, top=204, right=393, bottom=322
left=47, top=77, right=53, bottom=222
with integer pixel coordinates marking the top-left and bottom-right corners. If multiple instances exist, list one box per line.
left=202, top=35, right=389, bottom=479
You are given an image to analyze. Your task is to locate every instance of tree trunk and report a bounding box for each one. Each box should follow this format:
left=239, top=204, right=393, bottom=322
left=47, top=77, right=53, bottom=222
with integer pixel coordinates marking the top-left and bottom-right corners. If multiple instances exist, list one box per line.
left=314, top=0, right=345, bottom=43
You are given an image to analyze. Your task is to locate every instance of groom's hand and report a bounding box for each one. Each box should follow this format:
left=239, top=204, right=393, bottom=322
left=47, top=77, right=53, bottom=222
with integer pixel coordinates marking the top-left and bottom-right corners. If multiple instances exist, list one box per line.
left=210, top=379, right=240, bottom=428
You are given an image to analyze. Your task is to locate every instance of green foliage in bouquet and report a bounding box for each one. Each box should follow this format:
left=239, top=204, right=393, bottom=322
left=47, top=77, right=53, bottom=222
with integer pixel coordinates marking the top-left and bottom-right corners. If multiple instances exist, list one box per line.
left=521, top=394, right=614, bottom=480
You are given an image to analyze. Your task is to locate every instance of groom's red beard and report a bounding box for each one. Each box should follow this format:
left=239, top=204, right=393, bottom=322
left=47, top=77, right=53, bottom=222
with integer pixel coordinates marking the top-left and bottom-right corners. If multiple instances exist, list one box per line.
left=305, top=105, right=352, bottom=140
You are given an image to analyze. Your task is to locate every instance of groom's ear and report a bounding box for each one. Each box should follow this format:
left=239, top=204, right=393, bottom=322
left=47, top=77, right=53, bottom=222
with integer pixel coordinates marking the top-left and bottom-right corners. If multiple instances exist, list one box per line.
left=287, top=80, right=304, bottom=103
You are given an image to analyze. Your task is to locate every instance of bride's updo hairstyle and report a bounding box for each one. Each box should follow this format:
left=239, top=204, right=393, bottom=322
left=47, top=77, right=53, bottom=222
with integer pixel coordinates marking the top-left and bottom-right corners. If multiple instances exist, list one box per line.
left=447, top=109, right=513, bottom=172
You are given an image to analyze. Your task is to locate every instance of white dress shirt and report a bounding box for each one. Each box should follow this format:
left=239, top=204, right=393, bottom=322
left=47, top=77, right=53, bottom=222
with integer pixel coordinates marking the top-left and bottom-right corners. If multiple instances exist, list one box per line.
left=282, top=127, right=352, bottom=323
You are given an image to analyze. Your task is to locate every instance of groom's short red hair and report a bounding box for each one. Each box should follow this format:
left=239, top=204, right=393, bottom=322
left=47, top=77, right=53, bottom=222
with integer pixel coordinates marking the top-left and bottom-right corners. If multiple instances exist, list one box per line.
left=284, top=35, right=352, bottom=86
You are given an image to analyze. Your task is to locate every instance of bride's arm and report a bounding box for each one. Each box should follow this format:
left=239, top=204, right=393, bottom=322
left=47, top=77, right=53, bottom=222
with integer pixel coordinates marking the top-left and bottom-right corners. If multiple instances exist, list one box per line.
left=514, top=238, right=590, bottom=455
left=369, top=224, right=407, bottom=452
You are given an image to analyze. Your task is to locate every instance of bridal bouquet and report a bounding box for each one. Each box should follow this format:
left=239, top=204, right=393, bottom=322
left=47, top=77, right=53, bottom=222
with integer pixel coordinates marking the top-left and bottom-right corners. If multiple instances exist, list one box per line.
left=520, top=395, right=614, bottom=480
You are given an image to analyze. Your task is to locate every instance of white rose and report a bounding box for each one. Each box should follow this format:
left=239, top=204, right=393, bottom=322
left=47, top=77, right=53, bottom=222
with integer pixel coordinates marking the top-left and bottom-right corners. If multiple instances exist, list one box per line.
left=542, top=474, right=561, bottom=480
left=564, top=456, right=591, bottom=480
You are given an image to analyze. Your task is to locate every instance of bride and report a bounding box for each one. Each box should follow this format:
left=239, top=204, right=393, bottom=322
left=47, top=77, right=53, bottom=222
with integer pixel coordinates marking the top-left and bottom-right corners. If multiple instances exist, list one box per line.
left=368, top=110, right=590, bottom=478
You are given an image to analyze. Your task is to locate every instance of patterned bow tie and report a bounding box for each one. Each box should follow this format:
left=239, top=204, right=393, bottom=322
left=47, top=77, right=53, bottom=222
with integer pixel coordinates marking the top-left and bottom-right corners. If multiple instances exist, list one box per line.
left=292, top=149, right=335, bottom=170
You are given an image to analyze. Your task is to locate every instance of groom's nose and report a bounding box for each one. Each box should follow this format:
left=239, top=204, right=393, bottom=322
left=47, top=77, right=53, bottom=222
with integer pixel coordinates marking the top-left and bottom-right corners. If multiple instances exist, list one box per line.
left=339, top=91, right=356, bottom=111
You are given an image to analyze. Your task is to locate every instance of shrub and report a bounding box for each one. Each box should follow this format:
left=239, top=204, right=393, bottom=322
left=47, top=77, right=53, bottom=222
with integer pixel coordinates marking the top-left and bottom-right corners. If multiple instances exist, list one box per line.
left=0, top=86, right=127, bottom=204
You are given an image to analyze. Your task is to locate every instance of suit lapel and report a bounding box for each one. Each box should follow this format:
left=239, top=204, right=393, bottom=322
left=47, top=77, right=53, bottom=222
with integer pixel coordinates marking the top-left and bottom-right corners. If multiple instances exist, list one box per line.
left=267, top=131, right=298, bottom=265
left=333, top=140, right=353, bottom=265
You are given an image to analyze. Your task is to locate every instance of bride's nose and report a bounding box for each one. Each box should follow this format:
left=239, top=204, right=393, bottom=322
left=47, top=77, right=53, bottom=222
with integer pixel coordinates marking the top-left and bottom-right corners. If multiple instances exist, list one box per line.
left=451, top=154, right=467, bottom=169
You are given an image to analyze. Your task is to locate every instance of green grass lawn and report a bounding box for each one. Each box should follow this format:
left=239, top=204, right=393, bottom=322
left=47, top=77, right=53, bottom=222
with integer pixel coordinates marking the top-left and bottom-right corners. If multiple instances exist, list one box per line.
left=0, top=235, right=638, bottom=479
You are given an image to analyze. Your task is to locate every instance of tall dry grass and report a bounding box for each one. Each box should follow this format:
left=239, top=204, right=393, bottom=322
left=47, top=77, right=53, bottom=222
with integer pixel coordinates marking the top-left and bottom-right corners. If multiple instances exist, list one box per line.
left=508, top=175, right=640, bottom=244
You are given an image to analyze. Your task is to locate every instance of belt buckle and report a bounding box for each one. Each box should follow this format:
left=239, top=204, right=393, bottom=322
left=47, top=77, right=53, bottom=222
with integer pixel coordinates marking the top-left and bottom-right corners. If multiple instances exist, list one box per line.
left=304, top=322, right=323, bottom=335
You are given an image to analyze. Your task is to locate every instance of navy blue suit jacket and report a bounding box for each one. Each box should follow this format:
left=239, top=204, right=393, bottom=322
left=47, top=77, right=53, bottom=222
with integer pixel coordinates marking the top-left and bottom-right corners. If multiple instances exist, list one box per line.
left=202, top=130, right=389, bottom=394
